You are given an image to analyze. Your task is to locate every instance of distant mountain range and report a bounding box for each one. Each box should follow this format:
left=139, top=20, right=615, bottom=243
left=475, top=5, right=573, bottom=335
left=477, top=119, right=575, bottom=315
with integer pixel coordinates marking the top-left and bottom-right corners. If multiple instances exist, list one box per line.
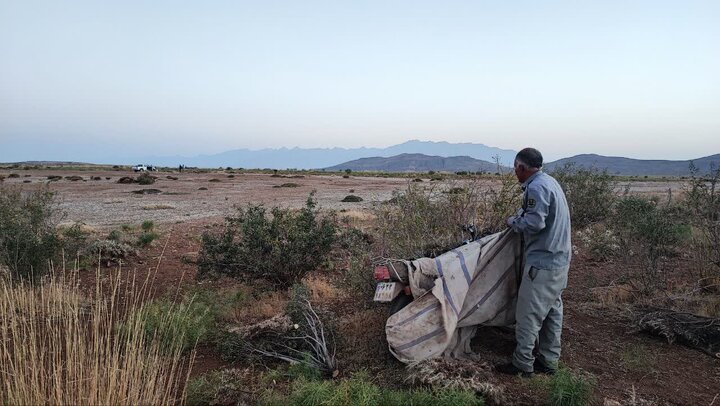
left=3, top=140, right=718, bottom=176
left=136, top=140, right=517, bottom=169
left=324, top=153, right=505, bottom=173
left=543, top=153, right=720, bottom=176
left=326, top=152, right=720, bottom=176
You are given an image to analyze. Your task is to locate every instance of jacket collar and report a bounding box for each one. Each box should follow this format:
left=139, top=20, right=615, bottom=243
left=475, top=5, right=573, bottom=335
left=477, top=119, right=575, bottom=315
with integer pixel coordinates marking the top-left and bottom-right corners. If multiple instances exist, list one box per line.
left=522, top=171, right=542, bottom=190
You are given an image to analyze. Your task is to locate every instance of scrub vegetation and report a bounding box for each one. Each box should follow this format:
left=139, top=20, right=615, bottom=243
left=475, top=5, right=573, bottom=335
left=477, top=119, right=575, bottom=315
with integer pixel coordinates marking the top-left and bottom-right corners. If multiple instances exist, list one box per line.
left=1, top=165, right=718, bottom=405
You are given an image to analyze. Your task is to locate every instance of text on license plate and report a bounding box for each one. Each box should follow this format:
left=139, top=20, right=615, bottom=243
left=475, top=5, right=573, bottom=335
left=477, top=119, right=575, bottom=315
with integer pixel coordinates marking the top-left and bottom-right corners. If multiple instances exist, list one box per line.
left=374, top=282, right=402, bottom=302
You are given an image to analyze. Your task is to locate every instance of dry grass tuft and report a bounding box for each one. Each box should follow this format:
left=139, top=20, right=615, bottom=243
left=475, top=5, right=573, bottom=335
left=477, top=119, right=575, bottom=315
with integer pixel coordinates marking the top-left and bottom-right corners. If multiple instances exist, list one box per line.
left=302, top=275, right=340, bottom=301
left=233, top=290, right=288, bottom=323
left=590, top=284, right=635, bottom=306
left=0, top=269, right=194, bottom=405
left=407, top=358, right=505, bottom=405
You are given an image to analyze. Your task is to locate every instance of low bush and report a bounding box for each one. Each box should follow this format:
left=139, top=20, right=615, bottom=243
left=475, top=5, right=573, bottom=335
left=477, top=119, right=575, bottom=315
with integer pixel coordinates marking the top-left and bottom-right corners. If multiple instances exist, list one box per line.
left=613, top=196, right=690, bottom=292
left=107, top=229, right=122, bottom=242
left=341, top=195, right=363, bottom=202
left=0, top=186, right=60, bottom=279
left=575, top=224, right=620, bottom=262
left=137, top=231, right=159, bottom=247
left=552, top=163, right=617, bottom=228
left=197, top=195, right=337, bottom=288
left=136, top=173, right=156, bottom=185
left=117, top=176, right=135, bottom=184
left=141, top=220, right=155, bottom=231
left=83, top=239, right=135, bottom=265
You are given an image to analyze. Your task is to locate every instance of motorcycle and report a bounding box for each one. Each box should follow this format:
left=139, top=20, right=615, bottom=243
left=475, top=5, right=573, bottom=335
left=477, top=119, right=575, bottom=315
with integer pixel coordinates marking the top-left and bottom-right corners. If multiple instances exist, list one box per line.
left=372, top=225, right=481, bottom=314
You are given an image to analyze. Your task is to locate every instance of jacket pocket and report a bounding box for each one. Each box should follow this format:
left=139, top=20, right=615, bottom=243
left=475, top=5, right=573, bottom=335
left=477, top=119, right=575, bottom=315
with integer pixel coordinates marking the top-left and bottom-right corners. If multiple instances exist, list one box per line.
left=528, top=266, right=539, bottom=281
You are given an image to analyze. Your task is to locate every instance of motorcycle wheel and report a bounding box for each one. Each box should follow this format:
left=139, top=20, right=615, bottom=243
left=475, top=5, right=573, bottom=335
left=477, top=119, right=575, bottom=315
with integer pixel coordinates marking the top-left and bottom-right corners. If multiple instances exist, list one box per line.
left=389, top=293, right=413, bottom=315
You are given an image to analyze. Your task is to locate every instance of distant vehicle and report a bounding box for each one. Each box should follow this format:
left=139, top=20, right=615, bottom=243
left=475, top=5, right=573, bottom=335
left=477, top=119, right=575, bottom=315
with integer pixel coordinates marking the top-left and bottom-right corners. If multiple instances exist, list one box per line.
left=132, top=164, right=159, bottom=172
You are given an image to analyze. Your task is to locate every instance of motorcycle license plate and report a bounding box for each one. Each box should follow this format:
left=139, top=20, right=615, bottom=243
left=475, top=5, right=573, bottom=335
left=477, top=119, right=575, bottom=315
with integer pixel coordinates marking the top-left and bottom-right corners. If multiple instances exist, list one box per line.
left=374, top=282, right=402, bottom=302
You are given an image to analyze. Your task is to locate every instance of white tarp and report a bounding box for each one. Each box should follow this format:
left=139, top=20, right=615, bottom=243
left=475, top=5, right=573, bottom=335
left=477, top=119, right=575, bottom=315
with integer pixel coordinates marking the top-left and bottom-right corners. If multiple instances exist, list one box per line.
left=386, top=229, right=523, bottom=363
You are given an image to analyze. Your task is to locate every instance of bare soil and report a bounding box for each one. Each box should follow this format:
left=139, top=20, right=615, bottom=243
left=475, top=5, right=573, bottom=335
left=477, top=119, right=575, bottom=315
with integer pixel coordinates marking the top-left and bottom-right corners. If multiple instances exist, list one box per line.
left=1, top=168, right=716, bottom=405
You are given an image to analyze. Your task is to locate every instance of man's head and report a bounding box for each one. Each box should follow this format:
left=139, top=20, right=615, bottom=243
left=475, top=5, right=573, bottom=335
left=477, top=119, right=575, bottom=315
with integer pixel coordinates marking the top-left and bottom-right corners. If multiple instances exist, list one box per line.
left=514, top=147, right=543, bottom=183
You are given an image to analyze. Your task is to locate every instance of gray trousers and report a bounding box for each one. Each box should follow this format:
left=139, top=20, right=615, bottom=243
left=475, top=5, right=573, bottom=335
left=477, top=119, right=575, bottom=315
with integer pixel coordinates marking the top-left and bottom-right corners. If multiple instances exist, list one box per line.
left=512, top=264, right=569, bottom=372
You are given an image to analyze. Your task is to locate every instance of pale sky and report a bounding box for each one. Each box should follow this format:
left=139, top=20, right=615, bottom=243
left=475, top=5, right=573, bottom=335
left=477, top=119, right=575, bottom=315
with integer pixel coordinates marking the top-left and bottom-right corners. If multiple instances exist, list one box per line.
left=1, top=0, right=719, bottom=162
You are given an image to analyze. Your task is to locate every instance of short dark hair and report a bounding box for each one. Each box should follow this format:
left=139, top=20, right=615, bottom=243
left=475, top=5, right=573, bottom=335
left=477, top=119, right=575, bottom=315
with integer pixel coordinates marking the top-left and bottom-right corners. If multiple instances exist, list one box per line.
left=515, top=148, right=543, bottom=169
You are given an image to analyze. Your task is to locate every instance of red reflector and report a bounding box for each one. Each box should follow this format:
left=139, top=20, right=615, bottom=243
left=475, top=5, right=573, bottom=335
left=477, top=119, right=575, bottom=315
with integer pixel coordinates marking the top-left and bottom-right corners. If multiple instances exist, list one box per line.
left=373, top=265, right=390, bottom=281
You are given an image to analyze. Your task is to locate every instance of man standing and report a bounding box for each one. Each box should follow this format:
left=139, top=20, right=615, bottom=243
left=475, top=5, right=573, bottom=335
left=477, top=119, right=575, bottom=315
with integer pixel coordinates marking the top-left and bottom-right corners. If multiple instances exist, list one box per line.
left=497, top=147, right=572, bottom=377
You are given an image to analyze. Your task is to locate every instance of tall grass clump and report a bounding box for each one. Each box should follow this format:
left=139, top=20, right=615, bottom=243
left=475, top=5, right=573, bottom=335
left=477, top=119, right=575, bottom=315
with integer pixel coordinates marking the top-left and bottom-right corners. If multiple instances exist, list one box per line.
left=197, top=194, right=337, bottom=288
left=0, top=186, right=60, bottom=279
left=0, top=270, right=195, bottom=405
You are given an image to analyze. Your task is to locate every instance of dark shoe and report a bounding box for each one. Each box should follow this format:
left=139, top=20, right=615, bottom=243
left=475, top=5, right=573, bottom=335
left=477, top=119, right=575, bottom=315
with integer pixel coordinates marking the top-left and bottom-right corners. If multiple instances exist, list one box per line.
left=533, top=359, right=557, bottom=375
left=496, top=362, right=533, bottom=378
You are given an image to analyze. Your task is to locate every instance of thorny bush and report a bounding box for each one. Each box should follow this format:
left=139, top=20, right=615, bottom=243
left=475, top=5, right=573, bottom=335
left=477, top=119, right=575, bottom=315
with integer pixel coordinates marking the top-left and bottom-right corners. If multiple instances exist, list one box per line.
left=684, top=163, right=720, bottom=282
left=197, top=194, right=338, bottom=289
left=374, top=176, right=520, bottom=259
left=552, top=163, right=617, bottom=228
left=612, top=195, right=690, bottom=293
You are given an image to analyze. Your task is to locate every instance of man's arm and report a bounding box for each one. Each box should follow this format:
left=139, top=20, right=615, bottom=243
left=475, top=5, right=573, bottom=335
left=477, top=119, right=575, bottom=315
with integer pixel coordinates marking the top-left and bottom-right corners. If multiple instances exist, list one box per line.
left=508, top=185, right=550, bottom=233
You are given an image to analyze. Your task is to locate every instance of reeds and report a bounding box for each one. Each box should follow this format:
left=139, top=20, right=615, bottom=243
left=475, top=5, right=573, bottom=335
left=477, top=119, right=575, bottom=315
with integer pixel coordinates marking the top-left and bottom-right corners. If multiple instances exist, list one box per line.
left=0, top=267, right=195, bottom=405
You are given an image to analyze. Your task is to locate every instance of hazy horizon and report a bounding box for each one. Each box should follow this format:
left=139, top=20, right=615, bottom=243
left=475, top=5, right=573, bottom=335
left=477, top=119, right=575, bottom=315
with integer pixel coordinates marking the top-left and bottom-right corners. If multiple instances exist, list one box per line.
left=2, top=1, right=719, bottom=162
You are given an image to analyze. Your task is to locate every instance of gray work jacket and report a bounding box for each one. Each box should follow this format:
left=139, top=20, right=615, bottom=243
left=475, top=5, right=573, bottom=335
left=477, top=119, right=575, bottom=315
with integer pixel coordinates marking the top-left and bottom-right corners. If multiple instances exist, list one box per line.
left=509, top=171, right=572, bottom=270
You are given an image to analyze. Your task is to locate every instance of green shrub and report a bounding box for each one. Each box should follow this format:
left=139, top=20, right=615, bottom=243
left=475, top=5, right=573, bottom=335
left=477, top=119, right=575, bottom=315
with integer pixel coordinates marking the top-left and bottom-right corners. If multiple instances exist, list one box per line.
left=137, top=231, right=159, bottom=247
left=107, top=229, right=122, bottom=242
left=83, top=239, right=135, bottom=265
left=551, top=163, right=617, bottom=228
left=613, top=196, right=690, bottom=292
left=548, top=367, right=595, bottom=406
left=341, top=195, right=363, bottom=202
left=197, top=195, right=337, bottom=288
left=60, top=222, right=90, bottom=261
left=0, top=187, right=60, bottom=279
left=125, top=297, right=213, bottom=354
left=575, top=224, right=619, bottom=262
left=141, top=220, right=154, bottom=231
left=136, top=173, right=155, bottom=185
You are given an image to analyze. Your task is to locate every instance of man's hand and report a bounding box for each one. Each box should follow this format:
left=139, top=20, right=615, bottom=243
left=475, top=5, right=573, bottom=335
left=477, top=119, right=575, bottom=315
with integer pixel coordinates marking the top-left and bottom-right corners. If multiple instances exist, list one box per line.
left=506, top=216, right=516, bottom=228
